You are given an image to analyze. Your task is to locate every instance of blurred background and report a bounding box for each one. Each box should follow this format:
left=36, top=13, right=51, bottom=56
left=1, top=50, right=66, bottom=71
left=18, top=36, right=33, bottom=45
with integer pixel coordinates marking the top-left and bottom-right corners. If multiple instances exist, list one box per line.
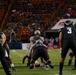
left=0, top=0, right=76, bottom=49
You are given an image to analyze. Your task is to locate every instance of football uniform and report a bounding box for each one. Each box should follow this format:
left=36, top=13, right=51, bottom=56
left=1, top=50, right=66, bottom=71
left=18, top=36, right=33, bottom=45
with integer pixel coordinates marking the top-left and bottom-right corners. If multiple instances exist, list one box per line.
left=29, top=30, right=54, bottom=69
left=59, top=26, right=76, bottom=58
left=30, top=35, right=54, bottom=69
left=30, top=36, right=49, bottom=60
left=0, top=32, right=11, bottom=75
left=59, top=20, right=76, bottom=75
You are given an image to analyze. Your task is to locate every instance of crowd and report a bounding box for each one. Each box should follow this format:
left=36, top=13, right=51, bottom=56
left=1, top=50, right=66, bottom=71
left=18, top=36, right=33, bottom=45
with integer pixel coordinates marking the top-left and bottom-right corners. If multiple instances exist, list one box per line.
left=0, top=0, right=76, bottom=39
left=0, top=0, right=76, bottom=75
left=4, top=0, right=59, bottom=38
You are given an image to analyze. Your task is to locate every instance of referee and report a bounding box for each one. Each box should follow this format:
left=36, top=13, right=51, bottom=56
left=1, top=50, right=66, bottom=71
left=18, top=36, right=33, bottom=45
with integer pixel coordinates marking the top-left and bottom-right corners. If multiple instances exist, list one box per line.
left=0, top=32, right=11, bottom=75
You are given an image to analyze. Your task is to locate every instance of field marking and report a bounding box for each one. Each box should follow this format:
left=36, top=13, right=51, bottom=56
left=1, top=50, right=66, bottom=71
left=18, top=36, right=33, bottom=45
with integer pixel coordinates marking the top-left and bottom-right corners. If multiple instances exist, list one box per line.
left=55, top=74, right=58, bottom=75
left=55, top=73, right=76, bottom=75
left=11, top=50, right=23, bottom=57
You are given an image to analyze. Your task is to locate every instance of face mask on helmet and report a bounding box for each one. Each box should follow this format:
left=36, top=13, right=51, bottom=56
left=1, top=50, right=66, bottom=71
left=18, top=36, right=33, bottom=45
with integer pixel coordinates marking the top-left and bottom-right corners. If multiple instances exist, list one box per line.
left=64, top=20, right=73, bottom=27
left=34, top=30, right=40, bottom=39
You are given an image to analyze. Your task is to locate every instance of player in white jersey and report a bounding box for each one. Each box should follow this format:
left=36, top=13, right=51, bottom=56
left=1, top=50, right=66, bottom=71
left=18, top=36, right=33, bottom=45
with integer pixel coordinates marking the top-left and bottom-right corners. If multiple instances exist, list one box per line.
left=29, top=30, right=54, bottom=69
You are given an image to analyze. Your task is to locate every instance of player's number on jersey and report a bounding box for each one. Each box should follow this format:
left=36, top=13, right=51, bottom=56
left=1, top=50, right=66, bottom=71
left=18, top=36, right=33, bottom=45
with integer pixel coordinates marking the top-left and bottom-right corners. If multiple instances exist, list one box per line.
left=67, top=27, right=72, bottom=34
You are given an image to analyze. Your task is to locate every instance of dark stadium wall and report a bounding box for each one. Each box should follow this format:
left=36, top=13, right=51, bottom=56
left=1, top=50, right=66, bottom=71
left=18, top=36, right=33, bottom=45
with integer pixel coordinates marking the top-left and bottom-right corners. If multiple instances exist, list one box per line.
left=45, top=32, right=59, bottom=39
left=8, top=42, right=22, bottom=49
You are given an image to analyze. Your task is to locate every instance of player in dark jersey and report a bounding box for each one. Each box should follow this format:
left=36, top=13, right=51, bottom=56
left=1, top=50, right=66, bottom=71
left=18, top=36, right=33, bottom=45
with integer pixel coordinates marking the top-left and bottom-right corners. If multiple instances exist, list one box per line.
left=59, top=20, right=76, bottom=75
left=4, top=42, right=16, bottom=71
left=29, top=30, right=54, bottom=69
left=0, top=32, right=11, bottom=75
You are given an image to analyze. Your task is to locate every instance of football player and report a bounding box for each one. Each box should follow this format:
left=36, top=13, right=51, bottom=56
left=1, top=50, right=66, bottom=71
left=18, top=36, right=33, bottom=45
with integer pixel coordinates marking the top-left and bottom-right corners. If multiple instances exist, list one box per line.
left=29, top=30, right=54, bottom=69
left=0, top=32, right=11, bottom=75
left=22, top=44, right=32, bottom=67
left=59, top=20, right=76, bottom=75
left=4, top=42, right=16, bottom=71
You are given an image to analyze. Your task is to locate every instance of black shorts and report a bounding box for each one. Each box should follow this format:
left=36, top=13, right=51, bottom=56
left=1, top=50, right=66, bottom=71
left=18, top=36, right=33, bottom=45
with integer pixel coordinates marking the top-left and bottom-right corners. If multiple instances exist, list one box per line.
left=32, top=46, right=49, bottom=61
left=0, top=44, right=5, bottom=57
left=61, top=39, right=76, bottom=58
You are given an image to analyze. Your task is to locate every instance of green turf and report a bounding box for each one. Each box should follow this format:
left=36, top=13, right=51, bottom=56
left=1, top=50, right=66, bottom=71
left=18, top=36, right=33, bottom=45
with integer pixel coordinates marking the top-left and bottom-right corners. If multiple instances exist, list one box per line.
left=0, top=49, right=76, bottom=75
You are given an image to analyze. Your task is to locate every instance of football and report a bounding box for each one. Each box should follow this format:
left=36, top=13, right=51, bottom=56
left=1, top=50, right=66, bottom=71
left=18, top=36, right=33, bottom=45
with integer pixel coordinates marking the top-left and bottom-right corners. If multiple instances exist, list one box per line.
left=35, top=61, right=40, bottom=67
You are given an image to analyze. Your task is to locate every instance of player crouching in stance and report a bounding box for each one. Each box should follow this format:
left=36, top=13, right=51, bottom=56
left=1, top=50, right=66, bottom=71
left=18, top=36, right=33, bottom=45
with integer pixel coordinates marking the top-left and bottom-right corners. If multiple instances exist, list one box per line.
left=22, top=44, right=32, bottom=67
left=29, top=30, right=54, bottom=69
left=22, top=42, right=41, bottom=67
left=4, top=42, right=16, bottom=71
left=59, top=20, right=76, bottom=75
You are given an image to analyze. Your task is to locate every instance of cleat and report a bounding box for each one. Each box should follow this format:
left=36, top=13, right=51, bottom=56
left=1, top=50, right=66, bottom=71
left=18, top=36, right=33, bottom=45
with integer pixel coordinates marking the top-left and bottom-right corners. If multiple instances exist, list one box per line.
left=67, top=62, right=71, bottom=66
left=30, top=64, right=34, bottom=69
left=12, top=67, right=16, bottom=71
left=49, top=64, right=54, bottom=69
left=59, top=72, right=62, bottom=75
left=68, top=63, right=71, bottom=66
left=27, top=63, right=30, bottom=67
left=72, top=67, right=76, bottom=70
left=46, top=61, right=54, bottom=69
left=44, top=65, right=50, bottom=70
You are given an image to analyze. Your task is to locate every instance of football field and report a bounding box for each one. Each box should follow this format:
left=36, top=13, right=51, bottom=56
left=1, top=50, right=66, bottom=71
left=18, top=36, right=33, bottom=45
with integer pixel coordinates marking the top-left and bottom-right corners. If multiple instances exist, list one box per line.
left=0, top=49, right=76, bottom=75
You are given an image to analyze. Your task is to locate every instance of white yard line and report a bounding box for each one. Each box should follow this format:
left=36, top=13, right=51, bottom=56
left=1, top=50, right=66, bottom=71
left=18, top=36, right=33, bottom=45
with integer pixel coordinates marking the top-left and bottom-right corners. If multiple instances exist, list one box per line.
left=11, top=50, right=23, bottom=57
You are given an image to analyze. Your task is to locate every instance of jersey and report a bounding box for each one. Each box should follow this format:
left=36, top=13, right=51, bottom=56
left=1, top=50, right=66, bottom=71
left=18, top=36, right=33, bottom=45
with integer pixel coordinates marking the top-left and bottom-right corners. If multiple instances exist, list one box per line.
left=30, top=36, right=44, bottom=43
left=30, top=36, right=47, bottom=49
left=59, top=26, right=76, bottom=58
left=59, top=26, right=76, bottom=40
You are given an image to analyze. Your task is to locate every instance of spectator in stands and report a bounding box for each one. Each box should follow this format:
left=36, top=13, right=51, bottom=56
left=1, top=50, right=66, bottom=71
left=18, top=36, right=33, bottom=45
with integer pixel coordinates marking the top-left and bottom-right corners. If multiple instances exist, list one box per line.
left=9, top=29, right=17, bottom=42
left=54, top=36, right=59, bottom=44
left=44, top=37, right=49, bottom=46
left=49, top=37, right=54, bottom=44
left=4, top=0, right=60, bottom=40
left=49, top=37, right=54, bottom=49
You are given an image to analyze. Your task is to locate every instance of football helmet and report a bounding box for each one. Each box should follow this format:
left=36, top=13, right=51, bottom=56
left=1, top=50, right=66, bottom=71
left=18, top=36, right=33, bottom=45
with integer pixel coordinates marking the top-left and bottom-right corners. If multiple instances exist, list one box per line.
left=34, top=30, right=41, bottom=39
left=64, top=20, right=73, bottom=27
left=34, top=30, right=40, bottom=35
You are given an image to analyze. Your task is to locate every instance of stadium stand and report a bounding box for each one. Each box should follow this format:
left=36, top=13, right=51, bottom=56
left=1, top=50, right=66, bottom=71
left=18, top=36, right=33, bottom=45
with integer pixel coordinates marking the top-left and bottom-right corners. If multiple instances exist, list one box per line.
left=47, top=0, right=76, bottom=31
left=0, top=0, right=76, bottom=41
left=2, top=0, right=60, bottom=40
left=0, top=0, right=9, bottom=24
